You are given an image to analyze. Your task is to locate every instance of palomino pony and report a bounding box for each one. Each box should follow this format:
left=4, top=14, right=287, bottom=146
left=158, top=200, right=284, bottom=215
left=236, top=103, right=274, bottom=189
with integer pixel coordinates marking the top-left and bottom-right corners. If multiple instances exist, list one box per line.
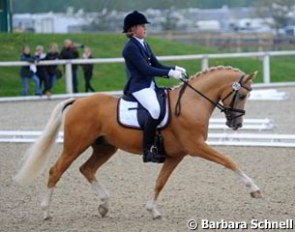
left=14, top=66, right=262, bottom=220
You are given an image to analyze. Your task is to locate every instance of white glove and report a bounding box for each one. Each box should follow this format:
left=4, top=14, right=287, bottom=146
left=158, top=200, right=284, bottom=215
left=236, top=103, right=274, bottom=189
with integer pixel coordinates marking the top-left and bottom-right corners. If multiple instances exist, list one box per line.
left=168, top=69, right=183, bottom=80
left=29, top=64, right=37, bottom=73
left=175, top=66, right=187, bottom=75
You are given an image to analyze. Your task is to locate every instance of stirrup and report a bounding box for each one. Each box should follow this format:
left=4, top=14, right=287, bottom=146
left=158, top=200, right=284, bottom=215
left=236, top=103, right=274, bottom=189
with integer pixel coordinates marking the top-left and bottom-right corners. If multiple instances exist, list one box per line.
left=150, top=145, right=158, bottom=154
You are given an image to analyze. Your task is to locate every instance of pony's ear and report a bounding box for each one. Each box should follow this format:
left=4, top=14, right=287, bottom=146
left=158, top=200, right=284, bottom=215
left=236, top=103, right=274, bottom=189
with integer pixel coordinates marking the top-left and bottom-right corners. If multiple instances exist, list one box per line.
left=245, top=71, right=258, bottom=82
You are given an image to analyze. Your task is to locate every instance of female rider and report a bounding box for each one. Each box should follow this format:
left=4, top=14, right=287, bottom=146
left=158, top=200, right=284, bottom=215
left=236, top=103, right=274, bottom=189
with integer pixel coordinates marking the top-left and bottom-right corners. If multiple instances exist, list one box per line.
left=122, top=11, right=186, bottom=163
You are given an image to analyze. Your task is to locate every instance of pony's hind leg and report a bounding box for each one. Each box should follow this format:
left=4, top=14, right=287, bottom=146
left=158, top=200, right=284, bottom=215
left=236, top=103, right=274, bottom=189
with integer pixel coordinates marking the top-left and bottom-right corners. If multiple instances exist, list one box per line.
left=41, top=149, right=80, bottom=220
left=41, top=141, right=91, bottom=220
left=79, top=140, right=117, bottom=217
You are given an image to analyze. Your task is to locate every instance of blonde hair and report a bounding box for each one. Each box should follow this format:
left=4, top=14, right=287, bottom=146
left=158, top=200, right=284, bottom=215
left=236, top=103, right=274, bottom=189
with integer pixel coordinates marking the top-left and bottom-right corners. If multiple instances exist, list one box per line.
left=125, top=27, right=135, bottom=38
left=84, top=46, right=92, bottom=54
left=36, top=45, right=44, bottom=52
left=49, top=43, right=59, bottom=53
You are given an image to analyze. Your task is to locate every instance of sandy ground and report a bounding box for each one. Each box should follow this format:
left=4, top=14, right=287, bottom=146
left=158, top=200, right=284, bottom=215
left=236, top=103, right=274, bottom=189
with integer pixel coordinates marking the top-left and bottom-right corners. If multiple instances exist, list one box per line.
left=0, top=87, right=295, bottom=232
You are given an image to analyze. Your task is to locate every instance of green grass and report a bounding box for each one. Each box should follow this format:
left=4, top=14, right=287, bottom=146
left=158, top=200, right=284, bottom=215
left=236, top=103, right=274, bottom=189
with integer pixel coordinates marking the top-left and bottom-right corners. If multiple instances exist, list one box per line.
left=0, top=33, right=294, bottom=97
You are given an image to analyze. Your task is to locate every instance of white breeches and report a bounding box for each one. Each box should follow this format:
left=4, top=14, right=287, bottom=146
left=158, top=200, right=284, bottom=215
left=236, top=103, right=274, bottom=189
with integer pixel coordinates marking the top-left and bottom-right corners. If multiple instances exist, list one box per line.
left=132, top=83, right=160, bottom=120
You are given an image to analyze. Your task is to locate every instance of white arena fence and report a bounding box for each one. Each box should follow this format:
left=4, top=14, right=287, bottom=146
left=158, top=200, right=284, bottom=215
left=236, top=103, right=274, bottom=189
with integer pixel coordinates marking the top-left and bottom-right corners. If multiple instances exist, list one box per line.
left=0, top=117, right=289, bottom=148
left=2, top=129, right=295, bottom=147
left=1, top=50, right=295, bottom=94
left=0, top=88, right=289, bottom=102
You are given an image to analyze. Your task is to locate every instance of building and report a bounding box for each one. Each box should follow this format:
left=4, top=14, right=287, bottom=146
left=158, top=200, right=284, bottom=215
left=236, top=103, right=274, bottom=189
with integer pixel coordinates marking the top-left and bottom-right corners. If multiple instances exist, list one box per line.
left=12, top=6, right=274, bottom=34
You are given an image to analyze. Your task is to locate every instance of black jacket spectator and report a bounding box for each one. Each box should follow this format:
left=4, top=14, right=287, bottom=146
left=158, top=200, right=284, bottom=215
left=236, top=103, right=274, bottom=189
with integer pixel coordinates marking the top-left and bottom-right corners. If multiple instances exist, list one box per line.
left=59, top=47, right=79, bottom=70
left=35, top=45, right=49, bottom=94
left=81, top=47, right=95, bottom=92
left=46, top=51, right=60, bottom=76
left=59, top=39, right=80, bottom=93
left=20, top=52, right=35, bottom=78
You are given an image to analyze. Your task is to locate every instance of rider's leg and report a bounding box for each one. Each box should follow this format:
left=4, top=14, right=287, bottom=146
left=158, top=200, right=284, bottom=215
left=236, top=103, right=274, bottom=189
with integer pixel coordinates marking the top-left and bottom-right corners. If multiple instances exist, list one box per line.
left=132, top=87, right=162, bottom=162
left=142, top=115, right=158, bottom=162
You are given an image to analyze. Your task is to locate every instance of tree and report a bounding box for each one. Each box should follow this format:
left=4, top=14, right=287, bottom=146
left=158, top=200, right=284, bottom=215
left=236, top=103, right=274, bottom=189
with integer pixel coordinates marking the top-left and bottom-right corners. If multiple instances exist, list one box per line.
left=161, top=8, right=178, bottom=31
left=252, top=0, right=295, bottom=34
left=11, top=0, right=258, bottom=13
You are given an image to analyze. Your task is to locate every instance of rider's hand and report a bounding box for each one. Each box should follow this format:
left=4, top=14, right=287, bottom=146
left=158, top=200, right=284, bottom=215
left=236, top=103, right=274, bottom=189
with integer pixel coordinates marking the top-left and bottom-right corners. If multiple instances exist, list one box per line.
left=175, top=66, right=187, bottom=75
left=168, top=69, right=183, bottom=80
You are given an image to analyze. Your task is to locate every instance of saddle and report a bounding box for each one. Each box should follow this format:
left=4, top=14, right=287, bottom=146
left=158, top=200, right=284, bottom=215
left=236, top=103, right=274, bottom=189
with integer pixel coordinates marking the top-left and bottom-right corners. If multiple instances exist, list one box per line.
left=117, top=88, right=171, bottom=159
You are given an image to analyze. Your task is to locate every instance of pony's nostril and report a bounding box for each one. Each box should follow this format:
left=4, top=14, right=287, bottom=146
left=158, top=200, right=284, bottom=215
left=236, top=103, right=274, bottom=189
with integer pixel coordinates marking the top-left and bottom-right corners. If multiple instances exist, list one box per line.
left=237, top=123, right=242, bottom=128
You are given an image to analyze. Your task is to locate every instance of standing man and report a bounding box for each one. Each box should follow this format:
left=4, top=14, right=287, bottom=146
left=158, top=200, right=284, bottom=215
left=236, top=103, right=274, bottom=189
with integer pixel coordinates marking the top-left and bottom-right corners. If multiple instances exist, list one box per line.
left=60, top=39, right=80, bottom=93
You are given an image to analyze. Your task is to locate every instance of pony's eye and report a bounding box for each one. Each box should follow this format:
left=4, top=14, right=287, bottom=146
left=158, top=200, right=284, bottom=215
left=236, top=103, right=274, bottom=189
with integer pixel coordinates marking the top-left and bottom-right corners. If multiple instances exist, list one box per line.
left=239, top=94, right=246, bottom=100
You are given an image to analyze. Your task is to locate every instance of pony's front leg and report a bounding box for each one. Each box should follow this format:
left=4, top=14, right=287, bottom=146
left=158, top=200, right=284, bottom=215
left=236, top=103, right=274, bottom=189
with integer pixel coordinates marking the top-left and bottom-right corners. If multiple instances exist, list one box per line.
left=235, top=170, right=262, bottom=198
left=189, top=142, right=262, bottom=198
left=146, top=156, right=183, bottom=219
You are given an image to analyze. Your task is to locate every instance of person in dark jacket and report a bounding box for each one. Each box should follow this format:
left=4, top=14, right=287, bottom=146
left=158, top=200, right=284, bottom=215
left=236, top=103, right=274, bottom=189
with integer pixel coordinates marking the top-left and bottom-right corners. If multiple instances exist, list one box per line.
left=81, top=46, right=95, bottom=92
left=59, top=39, right=80, bottom=93
left=45, top=43, right=60, bottom=94
left=35, top=45, right=50, bottom=96
left=19, top=46, right=42, bottom=96
left=122, top=11, right=187, bottom=163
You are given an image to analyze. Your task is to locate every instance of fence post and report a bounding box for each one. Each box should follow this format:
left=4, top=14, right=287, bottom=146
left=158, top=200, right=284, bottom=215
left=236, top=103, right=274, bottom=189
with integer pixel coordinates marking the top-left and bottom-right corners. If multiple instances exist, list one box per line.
left=65, top=62, right=73, bottom=94
left=201, top=55, right=209, bottom=70
left=263, top=53, right=270, bottom=84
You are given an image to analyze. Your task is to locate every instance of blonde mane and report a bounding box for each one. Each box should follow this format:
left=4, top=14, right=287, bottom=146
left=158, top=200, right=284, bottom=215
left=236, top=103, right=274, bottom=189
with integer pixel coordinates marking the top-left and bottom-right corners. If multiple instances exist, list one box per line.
left=172, top=65, right=245, bottom=89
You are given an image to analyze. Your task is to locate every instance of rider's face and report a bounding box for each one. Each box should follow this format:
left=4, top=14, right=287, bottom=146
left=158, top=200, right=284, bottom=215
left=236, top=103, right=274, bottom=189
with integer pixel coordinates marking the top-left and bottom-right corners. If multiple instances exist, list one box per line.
left=133, top=24, right=146, bottom=39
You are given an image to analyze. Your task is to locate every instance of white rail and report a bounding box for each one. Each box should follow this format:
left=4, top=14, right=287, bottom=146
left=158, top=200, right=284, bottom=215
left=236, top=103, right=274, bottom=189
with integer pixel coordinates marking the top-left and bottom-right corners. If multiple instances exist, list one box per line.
left=208, top=133, right=295, bottom=147
left=1, top=130, right=294, bottom=147
left=249, top=89, right=288, bottom=100
left=210, top=118, right=272, bottom=124
left=209, top=118, right=275, bottom=131
left=1, top=50, right=295, bottom=93
left=0, top=88, right=288, bottom=103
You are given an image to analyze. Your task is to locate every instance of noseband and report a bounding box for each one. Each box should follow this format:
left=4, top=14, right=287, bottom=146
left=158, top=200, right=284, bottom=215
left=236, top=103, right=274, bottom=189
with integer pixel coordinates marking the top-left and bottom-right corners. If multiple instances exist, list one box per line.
left=175, top=75, right=252, bottom=122
left=220, top=75, right=252, bottom=121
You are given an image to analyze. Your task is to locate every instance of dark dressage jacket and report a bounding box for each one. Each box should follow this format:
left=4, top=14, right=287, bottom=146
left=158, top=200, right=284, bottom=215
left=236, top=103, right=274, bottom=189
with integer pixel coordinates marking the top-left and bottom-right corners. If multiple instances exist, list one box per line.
left=122, top=37, right=173, bottom=95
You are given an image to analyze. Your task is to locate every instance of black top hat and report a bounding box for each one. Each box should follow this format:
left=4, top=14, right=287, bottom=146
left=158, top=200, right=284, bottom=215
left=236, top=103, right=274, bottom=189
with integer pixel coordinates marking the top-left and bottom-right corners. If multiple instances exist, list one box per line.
left=123, top=11, right=150, bottom=33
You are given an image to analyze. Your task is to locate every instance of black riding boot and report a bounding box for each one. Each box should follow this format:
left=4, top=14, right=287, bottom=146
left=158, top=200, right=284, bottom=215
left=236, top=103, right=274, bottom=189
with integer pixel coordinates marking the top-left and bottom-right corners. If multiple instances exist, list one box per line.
left=143, top=116, right=157, bottom=162
left=143, top=116, right=165, bottom=163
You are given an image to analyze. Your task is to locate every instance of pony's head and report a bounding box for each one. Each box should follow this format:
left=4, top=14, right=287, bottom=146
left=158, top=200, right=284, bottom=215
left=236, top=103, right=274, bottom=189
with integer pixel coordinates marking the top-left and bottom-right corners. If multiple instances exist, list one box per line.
left=220, top=71, right=257, bottom=130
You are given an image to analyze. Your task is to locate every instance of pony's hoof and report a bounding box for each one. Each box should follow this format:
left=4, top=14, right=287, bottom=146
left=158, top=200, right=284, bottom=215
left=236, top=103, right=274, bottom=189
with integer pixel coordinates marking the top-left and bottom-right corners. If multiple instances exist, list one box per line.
left=153, top=213, right=162, bottom=220
left=250, top=190, right=263, bottom=198
left=146, top=205, right=162, bottom=220
left=98, top=204, right=108, bottom=217
left=43, top=213, right=52, bottom=221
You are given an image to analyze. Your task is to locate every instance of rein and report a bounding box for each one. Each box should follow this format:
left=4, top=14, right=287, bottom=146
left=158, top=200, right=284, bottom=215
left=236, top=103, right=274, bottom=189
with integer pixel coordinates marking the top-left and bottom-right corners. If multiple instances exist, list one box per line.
left=174, top=75, right=251, bottom=121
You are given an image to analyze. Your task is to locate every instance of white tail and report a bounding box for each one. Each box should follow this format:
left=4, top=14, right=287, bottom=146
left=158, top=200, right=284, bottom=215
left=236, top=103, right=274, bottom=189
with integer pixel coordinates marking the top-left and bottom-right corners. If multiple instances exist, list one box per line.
left=14, top=98, right=75, bottom=185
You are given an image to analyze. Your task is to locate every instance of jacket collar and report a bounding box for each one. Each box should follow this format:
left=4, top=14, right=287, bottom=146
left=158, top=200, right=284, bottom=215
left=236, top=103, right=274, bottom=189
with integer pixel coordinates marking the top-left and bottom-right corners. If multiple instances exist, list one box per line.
left=133, top=37, right=145, bottom=47
left=130, top=37, right=150, bottom=57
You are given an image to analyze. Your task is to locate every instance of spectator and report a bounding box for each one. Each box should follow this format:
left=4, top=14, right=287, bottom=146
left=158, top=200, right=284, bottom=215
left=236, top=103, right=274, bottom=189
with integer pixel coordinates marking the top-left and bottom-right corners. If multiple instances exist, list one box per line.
left=19, top=46, right=42, bottom=96
left=59, top=39, right=80, bottom=93
left=35, top=45, right=50, bottom=96
left=81, top=46, right=95, bottom=92
left=45, top=43, right=60, bottom=94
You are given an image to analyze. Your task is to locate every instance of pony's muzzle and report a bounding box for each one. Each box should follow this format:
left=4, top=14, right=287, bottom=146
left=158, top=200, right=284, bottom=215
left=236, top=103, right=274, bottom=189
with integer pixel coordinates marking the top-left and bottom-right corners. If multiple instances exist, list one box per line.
left=226, top=119, right=243, bottom=130
left=232, top=122, right=243, bottom=131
